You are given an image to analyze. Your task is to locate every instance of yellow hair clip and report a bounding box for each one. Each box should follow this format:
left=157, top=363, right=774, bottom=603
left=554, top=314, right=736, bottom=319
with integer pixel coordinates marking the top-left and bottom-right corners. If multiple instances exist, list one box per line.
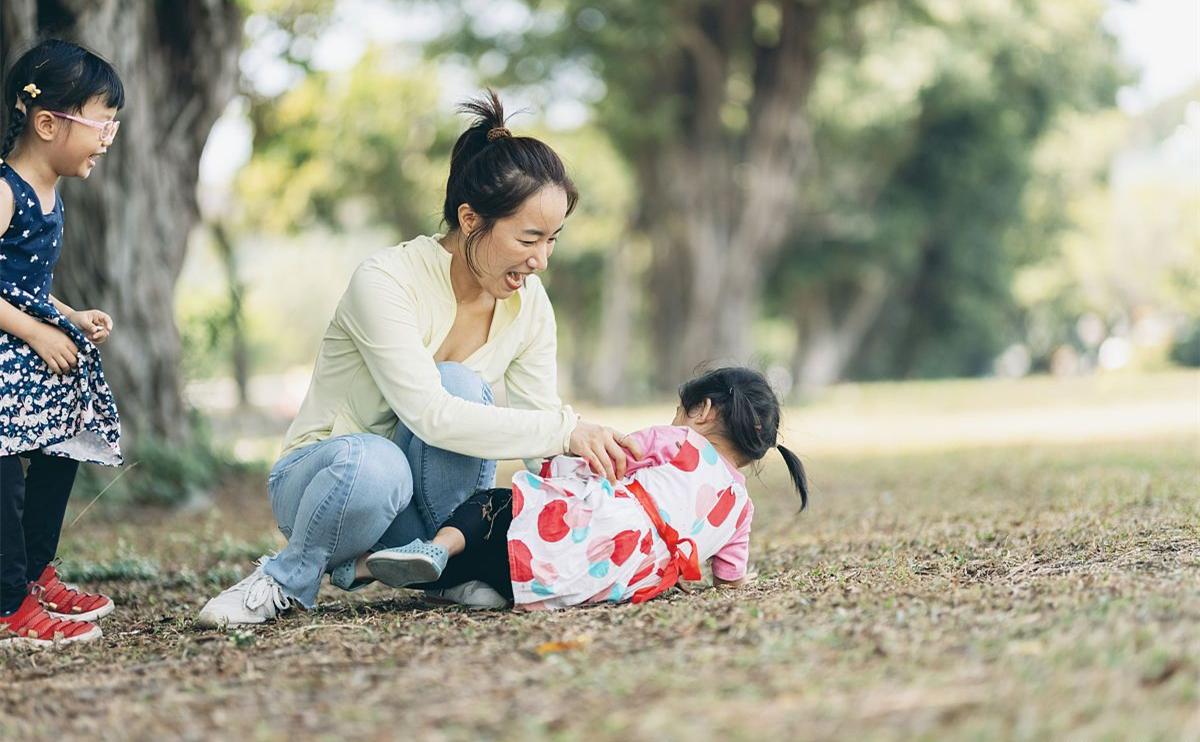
left=22, top=83, right=41, bottom=99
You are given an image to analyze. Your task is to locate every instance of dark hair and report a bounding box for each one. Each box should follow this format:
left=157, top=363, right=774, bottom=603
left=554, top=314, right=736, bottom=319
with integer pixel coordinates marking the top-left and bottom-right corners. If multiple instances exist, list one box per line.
left=442, top=89, right=579, bottom=274
left=1, top=39, right=125, bottom=160
left=679, top=367, right=809, bottom=510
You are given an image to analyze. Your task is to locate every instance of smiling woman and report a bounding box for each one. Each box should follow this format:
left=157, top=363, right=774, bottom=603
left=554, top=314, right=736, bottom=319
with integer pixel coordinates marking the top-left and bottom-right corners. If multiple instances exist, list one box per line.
left=198, top=90, right=642, bottom=628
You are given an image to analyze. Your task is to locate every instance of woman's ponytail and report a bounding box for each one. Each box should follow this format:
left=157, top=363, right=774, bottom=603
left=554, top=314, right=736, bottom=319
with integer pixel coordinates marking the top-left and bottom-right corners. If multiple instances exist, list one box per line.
left=441, top=88, right=578, bottom=276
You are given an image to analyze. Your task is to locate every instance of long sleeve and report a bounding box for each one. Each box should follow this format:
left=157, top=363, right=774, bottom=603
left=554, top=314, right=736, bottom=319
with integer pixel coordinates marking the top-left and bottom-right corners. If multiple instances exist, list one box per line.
left=503, top=291, right=571, bottom=471
left=710, top=498, right=754, bottom=581
left=337, top=260, right=576, bottom=460
left=624, top=425, right=690, bottom=476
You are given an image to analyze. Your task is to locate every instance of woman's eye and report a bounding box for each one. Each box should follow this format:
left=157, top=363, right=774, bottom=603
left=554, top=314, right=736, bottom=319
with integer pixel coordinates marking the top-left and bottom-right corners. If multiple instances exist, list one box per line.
left=519, top=240, right=536, bottom=246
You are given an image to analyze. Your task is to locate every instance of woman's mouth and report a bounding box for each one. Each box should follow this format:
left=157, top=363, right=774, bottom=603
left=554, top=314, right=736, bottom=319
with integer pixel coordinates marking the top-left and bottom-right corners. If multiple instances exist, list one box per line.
left=505, top=271, right=527, bottom=291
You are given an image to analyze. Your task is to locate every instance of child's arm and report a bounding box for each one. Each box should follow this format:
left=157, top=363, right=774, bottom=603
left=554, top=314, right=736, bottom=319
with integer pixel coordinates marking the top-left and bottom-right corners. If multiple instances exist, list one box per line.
left=0, top=298, right=80, bottom=374
left=623, top=426, right=689, bottom=475
left=710, top=498, right=755, bottom=587
left=50, top=295, right=112, bottom=344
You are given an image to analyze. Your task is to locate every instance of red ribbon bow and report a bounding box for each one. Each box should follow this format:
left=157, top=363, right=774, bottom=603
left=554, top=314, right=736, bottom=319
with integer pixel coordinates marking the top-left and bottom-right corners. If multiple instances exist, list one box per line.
left=624, top=479, right=702, bottom=604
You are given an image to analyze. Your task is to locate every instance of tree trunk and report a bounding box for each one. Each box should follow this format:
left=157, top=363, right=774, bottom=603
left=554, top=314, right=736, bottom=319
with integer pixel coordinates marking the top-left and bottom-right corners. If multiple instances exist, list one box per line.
left=790, top=270, right=890, bottom=394
left=1, top=0, right=242, bottom=443
left=588, top=233, right=637, bottom=404
left=211, top=222, right=250, bottom=409
left=642, top=0, right=828, bottom=389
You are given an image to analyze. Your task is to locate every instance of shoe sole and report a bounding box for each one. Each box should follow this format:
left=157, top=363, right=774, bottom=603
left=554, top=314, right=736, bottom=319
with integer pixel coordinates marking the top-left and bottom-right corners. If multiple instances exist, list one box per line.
left=0, top=623, right=102, bottom=649
left=195, top=610, right=268, bottom=630
left=423, top=591, right=509, bottom=610
left=366, top=552, right=443, bottom=588
left=47, top=600, right=114, bottom=623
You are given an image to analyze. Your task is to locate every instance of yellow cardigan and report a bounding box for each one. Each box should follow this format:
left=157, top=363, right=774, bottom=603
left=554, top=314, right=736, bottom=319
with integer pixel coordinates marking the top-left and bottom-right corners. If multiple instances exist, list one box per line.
left=280, top=234, right=577, bottom=461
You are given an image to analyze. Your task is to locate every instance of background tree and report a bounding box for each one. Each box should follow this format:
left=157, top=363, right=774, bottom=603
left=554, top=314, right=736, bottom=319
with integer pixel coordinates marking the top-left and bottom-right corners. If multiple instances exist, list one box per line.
left=435, top=0, right=873, bottom=390
left=770, top=0, right=1122, bottom=387
left=1, top=0, right=242, bottom=443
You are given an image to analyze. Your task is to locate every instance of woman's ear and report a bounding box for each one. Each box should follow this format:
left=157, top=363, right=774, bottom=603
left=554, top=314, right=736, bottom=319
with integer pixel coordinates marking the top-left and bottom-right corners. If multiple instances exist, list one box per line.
left=457, top=203, right=479, bottom=236
left=696, top=398, right=715, bottom=424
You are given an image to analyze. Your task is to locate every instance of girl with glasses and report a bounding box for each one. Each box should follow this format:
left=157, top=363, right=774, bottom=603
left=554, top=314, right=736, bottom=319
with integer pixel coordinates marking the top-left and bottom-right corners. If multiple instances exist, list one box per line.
left=0, top=39, right=125, bottom=647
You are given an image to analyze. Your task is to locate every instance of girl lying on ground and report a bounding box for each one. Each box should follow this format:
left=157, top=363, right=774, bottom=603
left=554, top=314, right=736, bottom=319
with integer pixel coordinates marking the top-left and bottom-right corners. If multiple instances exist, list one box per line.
left=363, top=366, right=808, bottom=609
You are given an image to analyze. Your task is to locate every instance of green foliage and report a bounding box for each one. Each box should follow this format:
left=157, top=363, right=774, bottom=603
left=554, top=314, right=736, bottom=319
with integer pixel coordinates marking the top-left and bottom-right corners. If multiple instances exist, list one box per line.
left=237, top=49, right=451, bottom=237
left=73, top=414, right=251, bottom=511
left=768, top=0, right=1122, bottom=380
left=1169, top=321, right=1200, bottom=367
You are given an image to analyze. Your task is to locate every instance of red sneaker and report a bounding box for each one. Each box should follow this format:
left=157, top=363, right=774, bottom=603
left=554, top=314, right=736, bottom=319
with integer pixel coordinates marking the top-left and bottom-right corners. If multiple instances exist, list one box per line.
left=32, top=564, right=115, bottom=622
left=0, top=593, right=102, bottom=648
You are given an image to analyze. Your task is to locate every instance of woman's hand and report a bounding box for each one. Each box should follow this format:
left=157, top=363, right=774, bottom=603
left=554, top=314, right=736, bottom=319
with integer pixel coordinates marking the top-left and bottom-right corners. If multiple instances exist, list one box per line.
left=68, top=309, right=113, bottom=344
left=568, top=418, right=645, bottom=482
left=27, top=323, right=78, bottom=375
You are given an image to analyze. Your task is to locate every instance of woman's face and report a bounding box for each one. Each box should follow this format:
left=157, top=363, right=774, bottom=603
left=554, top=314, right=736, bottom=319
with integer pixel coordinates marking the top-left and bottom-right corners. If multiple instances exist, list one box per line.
left=469, top=185, right=568, bottom=299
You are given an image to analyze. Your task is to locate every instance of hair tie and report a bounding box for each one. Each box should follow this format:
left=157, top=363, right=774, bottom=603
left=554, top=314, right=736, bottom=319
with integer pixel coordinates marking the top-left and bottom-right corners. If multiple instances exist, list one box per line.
left=487, top=126, right=512, bottom=142
left=22, top=83, right=41, bottom=99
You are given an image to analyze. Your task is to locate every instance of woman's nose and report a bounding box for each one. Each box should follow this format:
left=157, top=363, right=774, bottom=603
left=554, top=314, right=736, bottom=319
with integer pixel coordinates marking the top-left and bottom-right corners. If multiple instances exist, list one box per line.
left=527, top=245, right=549, bottom=272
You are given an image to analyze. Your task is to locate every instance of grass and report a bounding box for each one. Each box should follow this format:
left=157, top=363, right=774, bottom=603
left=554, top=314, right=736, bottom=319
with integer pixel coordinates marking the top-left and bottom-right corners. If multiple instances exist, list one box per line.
left=1, top=372, right=1198, bottom=741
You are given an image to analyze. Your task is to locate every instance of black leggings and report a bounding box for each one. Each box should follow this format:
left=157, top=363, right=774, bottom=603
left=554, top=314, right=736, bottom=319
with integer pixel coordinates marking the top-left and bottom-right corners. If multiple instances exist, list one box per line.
left=420, top=487, right=516, bottom=601
left=0, top=452, right=80, bottom=614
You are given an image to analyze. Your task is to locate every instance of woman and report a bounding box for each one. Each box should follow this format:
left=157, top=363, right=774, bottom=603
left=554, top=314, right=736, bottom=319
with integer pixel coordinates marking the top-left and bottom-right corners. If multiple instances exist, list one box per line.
left=198, top=92, right=639, bottom=627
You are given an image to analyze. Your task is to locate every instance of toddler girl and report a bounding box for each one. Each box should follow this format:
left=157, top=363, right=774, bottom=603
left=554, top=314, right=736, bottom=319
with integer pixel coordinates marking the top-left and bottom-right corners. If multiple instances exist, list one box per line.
left=0, top=40, right=124, bottom=646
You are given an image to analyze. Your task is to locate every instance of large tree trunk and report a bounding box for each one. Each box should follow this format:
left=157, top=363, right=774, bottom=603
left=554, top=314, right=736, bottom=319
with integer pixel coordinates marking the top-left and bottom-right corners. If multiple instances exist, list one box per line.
left=1, top=0, right=242, bottom=443
left=641, top=1, right=830, bottom=388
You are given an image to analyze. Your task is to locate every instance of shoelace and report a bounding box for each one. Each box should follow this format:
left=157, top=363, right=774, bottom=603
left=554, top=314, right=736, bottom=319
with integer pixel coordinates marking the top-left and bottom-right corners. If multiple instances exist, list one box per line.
left=240, top=562, right=291, bottom=613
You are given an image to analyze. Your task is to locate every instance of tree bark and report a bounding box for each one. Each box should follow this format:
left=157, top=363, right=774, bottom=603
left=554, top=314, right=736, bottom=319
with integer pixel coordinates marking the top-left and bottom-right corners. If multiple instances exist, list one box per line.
left=641, top=0, right=829, bottom=388
left=1, top=0, right=242, bottom=443
left=790, top=269, right=890, bottom=393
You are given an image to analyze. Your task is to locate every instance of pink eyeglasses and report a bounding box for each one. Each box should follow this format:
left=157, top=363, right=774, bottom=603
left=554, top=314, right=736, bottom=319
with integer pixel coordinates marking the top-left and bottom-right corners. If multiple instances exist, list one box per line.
left=48, top=111, right=120, bottom=143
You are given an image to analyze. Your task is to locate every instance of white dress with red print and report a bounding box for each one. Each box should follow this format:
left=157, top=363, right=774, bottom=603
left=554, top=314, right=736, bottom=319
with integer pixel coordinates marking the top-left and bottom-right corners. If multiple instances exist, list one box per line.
left=506, top=425, right=754, bottom=610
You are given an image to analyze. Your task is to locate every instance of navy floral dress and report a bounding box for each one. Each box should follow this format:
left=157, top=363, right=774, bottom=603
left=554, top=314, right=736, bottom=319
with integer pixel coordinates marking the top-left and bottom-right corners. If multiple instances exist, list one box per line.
left=0, top=162, right=121, bottom=465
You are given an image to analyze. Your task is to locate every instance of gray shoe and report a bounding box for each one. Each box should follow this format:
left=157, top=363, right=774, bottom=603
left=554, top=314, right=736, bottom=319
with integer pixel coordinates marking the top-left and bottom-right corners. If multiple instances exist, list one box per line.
left=424, top=580, right=509, bottom=610
left=366, top=540, right=448, bottom=588
left=329, top=559, right=374, bottom=592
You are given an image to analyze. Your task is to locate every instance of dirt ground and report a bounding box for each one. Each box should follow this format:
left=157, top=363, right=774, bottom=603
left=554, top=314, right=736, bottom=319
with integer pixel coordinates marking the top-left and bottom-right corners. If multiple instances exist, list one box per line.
left=2, top=374, right=1198, bottom=741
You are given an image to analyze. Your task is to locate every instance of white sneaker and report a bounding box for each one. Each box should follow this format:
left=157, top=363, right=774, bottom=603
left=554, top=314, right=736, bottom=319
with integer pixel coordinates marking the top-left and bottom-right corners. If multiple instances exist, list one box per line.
left=424, top=580, right=508, bottom=609
left=197, top=558, right=294, bottom=629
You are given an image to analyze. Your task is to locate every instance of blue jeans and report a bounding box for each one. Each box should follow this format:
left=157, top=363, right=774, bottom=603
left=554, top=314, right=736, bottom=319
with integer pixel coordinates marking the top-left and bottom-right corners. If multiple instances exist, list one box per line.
left=262, top=363, right=497, bottom=607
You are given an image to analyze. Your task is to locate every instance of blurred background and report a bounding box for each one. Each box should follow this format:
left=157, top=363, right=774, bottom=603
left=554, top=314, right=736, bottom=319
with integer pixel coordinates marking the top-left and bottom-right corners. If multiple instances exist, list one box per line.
left=1, top=0, right=1196, bottom=507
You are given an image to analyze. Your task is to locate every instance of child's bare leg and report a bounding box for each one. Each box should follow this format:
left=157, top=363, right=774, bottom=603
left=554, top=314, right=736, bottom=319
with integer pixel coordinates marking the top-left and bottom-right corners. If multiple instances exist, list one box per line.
left=431, top=526, right=466, bottom=556
left=353, top=527, right=466, bottom=580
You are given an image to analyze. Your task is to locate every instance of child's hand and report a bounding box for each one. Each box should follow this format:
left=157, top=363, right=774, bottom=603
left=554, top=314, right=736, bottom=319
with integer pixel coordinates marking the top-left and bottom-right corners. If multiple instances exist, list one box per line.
left=27, top=323, right=79, bottom=374
left=68, top=309, right=113, bottom=344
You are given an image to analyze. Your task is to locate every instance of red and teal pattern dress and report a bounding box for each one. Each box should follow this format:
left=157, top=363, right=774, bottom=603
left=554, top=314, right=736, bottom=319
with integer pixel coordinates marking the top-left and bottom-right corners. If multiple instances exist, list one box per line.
left=507, top=425, right=754, bottom=609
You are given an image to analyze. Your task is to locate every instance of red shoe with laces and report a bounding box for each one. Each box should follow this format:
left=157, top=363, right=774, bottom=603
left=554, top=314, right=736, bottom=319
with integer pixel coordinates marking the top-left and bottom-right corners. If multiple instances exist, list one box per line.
left=32, top=564, right=114, bottom=622
left=0, top=592, right=102, bottom=648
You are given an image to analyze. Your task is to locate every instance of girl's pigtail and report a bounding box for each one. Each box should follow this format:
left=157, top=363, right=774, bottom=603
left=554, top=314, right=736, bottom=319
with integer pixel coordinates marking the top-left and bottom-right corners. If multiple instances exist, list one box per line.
left=777, top=444, right=808, bottom=510
left=0, top=101, right=29, bottom=160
